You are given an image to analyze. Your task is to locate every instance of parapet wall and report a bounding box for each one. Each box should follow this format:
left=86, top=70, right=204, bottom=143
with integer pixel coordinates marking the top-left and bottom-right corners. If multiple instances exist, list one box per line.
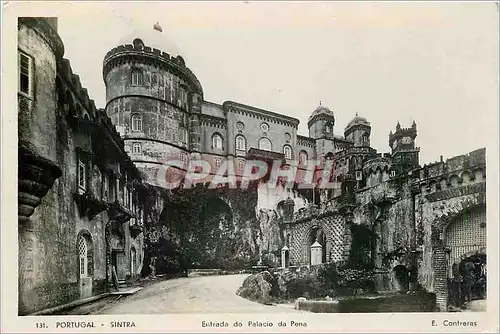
left=415, top=148, right=486, bottom=185
left=103, top=40, right=203, bottom=95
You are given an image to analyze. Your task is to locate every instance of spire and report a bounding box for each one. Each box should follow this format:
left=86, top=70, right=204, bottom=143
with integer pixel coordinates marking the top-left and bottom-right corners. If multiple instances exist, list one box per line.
left=396, top=121, right=401, bottom=130
left=319, top=100, right=322, bottom=106
left=356, top=112, right=359, bottom=117
left=153, top=21, right=163, bottom=32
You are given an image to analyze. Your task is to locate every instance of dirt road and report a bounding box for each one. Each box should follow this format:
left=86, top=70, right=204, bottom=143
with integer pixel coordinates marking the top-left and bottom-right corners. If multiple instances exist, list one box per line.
left=95, top=274, right=300, bottom=314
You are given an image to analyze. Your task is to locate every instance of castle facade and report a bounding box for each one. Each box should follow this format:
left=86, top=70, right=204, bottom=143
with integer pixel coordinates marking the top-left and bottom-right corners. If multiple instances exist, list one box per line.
left=17, top=18, right=486, bottom=314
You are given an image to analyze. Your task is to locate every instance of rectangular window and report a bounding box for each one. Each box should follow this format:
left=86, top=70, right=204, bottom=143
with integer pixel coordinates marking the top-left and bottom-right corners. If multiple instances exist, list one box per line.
left=102, top=173, right=108, bottom=200
left=124, top=186, right=127, bottom=207
left=214, top=158, right=222, bottom=168
left=108, top=174, right=115, bottom=202
left=131, top=70, right=143, bottom=86
left=238, top=159, right=245, bottom=171
left=78, top=160, right=86, bottom=191
left=18, top=51, right=33, bottom=97
left=152, top=72, right=157, bottom=85
left=145, top=73, right=151, bottom=85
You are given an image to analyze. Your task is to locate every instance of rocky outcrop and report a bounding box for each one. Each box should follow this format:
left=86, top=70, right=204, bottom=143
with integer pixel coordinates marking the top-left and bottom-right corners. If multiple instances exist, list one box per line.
left=236, top=271, right=277, bottom=304
left=256, top=209, right=285, bottom=267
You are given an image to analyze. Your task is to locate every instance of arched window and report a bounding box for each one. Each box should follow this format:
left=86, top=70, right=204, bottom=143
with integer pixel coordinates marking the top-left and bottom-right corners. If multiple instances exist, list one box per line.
left=299, top=150, right=308, bottom=166
left=258, top=137, right=272, bottom=151
left=283, top=145, right=293, bottom=159
left=325, top=122, right=333, bottom=134
left=179, top=127, right=188, bottom=144
left=238, top=159, right=245, bottom=171
left=212, top=133, right=223, bottom=149
left=131, top=114, right=143, bottom=132
left=235, top=135, right=246, bottom=151
left=362, top=133, right=370, bottom=146
left=78, top=236, right=88, bottom=278
left=131, top=69, right=143, bottom=86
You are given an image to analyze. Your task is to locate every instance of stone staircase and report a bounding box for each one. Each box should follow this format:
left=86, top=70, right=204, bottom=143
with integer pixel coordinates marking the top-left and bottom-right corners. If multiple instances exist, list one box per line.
left=117, top=279, right=128, bottom=290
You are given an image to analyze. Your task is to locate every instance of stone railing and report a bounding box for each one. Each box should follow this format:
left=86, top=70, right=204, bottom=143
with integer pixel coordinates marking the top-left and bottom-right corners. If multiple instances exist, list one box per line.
left=362, top=157, right=392, bottom=174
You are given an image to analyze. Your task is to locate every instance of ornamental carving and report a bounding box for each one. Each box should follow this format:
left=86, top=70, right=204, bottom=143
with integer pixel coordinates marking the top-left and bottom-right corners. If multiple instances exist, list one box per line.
left=18, top=143, right=62, bottom=221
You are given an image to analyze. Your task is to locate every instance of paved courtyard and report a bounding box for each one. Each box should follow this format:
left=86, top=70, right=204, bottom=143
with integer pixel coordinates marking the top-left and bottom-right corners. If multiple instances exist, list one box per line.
left=92, top=274, right=300, bottom=314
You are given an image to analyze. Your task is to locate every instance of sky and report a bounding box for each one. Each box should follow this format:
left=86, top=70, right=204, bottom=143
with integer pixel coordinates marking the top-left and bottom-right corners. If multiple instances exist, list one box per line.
left=53, top=1, right=498, bottom=164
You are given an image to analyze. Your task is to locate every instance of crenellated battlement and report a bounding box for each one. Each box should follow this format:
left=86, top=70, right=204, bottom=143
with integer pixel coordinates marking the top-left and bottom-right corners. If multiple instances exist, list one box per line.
left=389, top=121, right=417, bottom=148
left=102, top=39, right=203, bottom=94
left=56, top=57, right=139, bottom=165
left=57, top=58, right=98, bottom=120
left=413, top=148, right=486, bottom=197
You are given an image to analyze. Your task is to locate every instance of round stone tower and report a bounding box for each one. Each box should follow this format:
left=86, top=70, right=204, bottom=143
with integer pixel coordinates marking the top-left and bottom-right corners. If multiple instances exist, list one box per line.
left=102, top=23, right=204, bottom=183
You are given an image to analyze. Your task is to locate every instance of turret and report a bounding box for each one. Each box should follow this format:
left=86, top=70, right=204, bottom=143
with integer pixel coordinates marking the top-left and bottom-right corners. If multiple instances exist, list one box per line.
left=389, top=121, right=420, bottom=175
left=389, top=120, right=417, bottom=153
left=344, top=113, right=371, bottom=147
left=103, top=23, right=204, bottom=183
left=307, top=103, right=335, bottom=140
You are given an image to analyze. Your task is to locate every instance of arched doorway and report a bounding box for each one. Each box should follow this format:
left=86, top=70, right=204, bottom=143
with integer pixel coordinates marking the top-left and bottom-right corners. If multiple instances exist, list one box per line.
left=195, top=196, right=234, bottom=268
left=77, top=233, right=93, bottom=299
left=393, top=265, right=409, bottom=293
left=459, top=253, right=487, bottom=302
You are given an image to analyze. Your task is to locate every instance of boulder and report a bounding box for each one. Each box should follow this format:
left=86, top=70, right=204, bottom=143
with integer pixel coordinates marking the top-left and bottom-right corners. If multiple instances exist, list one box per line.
left=236, top=271, right=276, bottom=304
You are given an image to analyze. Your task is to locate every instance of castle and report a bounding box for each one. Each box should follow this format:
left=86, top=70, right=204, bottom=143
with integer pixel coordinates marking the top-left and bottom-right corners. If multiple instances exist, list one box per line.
left=17, top=18, right=486, bottom=314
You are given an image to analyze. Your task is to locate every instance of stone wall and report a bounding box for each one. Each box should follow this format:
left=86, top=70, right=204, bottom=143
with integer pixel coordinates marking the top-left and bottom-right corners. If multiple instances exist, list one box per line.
left=18, top=18, right=147, bottom=315
left=286, top=211, right=347, bottom=266
left=413, top=148, right=486, bottom=310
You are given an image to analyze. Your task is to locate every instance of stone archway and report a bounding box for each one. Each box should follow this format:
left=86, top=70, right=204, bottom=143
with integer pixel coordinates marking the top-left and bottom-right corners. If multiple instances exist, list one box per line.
left=195, top=196, right=235, bottom=268
left=431, top=203, right=486, bottom=311
left=393, top=265, right=409, bottom=293
left=305, top=225, right=327, bottom=265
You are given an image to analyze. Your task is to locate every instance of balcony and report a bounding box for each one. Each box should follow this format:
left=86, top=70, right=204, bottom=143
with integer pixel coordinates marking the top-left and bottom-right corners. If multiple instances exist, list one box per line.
left=246, top=148, right=285, bottom=162
left=18, top=143, right=62, bottom=221
left=108, top=200, right=134, bottom=225
left=73, top=190, right=107, bottom=220
left=129, top=218, right=143, bottom=238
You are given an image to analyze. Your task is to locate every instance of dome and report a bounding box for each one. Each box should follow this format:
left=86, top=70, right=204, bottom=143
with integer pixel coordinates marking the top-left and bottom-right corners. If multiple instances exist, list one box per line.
left=308, top=104, right=334, bottom=121
left=345, top=113, right=370, bottom=130
left=117, top=22, right=182, bottom=57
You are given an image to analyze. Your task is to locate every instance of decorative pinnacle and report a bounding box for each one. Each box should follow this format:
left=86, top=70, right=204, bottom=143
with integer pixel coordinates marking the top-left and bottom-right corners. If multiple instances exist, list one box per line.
left=356, top=112, right=359, bottom=117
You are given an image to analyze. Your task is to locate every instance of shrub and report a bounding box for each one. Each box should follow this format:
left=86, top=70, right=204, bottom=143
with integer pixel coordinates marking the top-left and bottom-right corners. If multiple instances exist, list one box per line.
left=317, top=263, right=376, bottom=295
